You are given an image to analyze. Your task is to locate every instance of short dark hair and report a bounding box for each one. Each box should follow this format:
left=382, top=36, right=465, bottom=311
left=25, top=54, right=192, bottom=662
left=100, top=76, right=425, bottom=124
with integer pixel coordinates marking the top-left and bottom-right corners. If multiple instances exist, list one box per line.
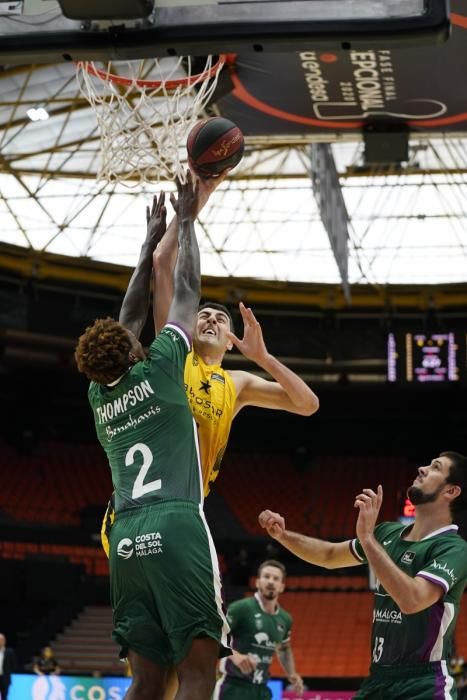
left=198, top=301, right=234, bottom=332
left=257, top=559, right=286, bottom=579
left=441, top=451, right=467, bottom=519
left=75, top=317, right=131, bottom=385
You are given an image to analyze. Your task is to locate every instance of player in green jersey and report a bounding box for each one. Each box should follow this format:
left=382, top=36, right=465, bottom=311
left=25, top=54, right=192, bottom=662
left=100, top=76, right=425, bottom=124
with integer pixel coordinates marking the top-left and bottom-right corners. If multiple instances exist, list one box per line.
left=213, top=560, right=304, bottom=700
left=75, top=174, right=230, bottom=700
left=259, top=451, right=467, bottom=700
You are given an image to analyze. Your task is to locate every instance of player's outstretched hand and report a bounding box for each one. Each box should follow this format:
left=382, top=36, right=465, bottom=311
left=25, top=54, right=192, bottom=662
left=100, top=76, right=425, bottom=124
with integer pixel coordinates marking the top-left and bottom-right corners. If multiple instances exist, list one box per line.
left=288, top=673, right=305, bottom=696
left=145, top=192, right=167, bottom=249
left=258, top=509, right=285, bottom=540
left=227, top=302, right=269, bottom=366
left=195, top=167, right=230, bottom=211
left=170, top=170, right=200, bottom=222
left=354, top=485, right=383, bottom=542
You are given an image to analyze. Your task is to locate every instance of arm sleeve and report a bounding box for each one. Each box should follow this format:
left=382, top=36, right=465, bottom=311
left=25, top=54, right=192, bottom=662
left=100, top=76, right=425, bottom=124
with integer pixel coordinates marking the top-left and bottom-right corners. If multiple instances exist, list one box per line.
left=225, top=600, right=243, bottom=633
left=351, top=522, right=391, bottom=563
left=416, top=540, right=467, bottom=594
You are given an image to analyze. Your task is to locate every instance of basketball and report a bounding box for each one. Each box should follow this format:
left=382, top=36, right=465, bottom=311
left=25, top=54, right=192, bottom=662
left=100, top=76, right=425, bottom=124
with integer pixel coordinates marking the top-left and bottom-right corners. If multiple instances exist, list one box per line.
left=186, top=117, right=244, bottom=178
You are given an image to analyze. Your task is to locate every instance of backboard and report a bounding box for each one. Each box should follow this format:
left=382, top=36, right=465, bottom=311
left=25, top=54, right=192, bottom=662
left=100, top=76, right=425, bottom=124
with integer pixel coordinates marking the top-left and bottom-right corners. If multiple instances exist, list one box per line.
left=0, top=0, right=450, bottom=64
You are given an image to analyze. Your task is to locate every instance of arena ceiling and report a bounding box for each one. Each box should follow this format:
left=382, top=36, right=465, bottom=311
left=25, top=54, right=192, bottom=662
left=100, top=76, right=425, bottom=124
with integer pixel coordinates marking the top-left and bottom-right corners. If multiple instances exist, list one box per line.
left=1, top=27, right=467, bottom=289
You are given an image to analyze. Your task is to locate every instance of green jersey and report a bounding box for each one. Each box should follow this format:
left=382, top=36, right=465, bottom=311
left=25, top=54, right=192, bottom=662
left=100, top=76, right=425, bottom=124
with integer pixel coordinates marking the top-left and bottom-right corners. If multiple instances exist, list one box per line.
left=351, top=522, right=467, bottom=667
left=88, top=324, right=202, bottom=512
left=220, top=594, right=292, bottom=685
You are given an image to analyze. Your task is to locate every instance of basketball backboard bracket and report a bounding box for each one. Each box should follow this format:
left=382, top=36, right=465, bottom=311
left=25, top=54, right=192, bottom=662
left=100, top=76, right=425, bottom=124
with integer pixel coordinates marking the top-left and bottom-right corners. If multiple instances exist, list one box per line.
left=0, top=0, right=450, bottom=65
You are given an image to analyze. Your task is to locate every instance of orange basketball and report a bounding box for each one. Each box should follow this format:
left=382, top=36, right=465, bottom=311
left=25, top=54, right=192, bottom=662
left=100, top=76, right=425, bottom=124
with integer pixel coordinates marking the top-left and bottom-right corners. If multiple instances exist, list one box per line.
left=187, top=117, right=244, bottom=178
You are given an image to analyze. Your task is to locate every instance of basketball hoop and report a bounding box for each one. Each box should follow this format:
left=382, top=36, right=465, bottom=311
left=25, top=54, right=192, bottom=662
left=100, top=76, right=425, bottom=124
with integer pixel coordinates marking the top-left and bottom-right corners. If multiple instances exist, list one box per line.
left=76, top=55, right=226, bottom=185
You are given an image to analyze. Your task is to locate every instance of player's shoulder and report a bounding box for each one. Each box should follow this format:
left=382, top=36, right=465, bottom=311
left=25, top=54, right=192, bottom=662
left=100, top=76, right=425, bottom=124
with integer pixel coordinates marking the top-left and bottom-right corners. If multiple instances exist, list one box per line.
left=228, top=597, right=252, bottom=614
left=229, top=596, right=252, bottom=608
left=227, top=369, right=253, bottom=395
left=88, top=380, right=101, bottom=400
left=146, top=324, right=192, bottom=369
left=428, top=528, right=467, bottom=553
left=277, top=606, right=293, bottom=625
left=155, top=323, right=191, bottom=350
left=374, top=521, right=406, bottom=540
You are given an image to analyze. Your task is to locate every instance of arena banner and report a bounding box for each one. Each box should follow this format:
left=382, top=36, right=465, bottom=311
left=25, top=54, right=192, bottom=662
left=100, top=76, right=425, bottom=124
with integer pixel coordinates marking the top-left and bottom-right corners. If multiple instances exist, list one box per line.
left=9, top=674, right=131, bottom=700
left=220, top=0, right=467, bottom=136
left=283, top=693, right=354, bottom=700
left=9, top=675, right=283, bottom=700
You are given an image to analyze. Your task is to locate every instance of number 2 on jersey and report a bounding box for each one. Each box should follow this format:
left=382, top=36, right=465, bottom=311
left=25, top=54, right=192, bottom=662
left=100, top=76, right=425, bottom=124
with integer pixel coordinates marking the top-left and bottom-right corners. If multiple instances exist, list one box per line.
left=126, top=443, right=161, bottom=499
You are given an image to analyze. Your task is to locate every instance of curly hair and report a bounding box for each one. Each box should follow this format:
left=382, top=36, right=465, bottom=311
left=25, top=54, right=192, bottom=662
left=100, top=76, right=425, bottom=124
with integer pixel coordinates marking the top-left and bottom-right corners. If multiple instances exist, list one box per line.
left=75, top=317, right=132, bottom=385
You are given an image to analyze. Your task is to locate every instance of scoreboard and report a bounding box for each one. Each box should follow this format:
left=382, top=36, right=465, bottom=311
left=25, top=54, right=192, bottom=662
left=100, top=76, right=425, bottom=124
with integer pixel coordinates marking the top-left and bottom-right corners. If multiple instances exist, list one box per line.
left=387, top=332, right=466, bottom=383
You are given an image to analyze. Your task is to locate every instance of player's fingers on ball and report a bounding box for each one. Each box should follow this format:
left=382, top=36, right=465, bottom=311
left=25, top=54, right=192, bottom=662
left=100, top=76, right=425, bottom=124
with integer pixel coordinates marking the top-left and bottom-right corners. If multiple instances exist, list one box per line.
left=169, top=192, right=177, bottom=209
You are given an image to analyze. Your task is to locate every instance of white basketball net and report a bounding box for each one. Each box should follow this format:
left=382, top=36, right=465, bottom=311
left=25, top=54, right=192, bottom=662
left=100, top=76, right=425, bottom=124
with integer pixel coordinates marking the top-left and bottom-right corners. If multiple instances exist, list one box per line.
left=76, top=56, right=225, bottom=185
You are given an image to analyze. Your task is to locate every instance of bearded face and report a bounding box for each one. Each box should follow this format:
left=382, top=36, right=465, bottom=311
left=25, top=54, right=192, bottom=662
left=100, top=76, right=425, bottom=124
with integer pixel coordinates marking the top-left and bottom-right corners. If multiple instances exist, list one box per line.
left=407, top=481, right=446, bottom=506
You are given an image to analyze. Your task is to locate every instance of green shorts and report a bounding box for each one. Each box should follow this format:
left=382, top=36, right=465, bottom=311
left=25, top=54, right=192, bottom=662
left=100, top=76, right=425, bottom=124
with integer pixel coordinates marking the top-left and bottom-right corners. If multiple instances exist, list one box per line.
left=109, top=499, right=230, bottom=667
left=213, top=676, right=272, bottom=700
left=354, top=662, right=457, bottom=700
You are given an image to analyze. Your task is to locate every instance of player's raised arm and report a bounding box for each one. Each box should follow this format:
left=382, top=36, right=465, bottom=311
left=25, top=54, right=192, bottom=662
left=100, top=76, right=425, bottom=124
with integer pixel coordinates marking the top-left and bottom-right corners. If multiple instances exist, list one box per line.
left=354, top=486, right=444, bottom=614
left=119, top=192, right=167, bottom=338
left=258, top=509, right=361, bottom=570
left=166, top=172, right=201, bottom=337
left=152, top=172, right=228, bottom=334
left=229, top=303, right=319, bottom=416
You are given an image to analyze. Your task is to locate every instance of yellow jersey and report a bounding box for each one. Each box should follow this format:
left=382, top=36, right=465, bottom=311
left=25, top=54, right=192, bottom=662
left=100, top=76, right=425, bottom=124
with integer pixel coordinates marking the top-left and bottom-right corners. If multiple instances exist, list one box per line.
left=184, top=350, right=237, bottom=496
left=101, top=350, right=236, bottom=557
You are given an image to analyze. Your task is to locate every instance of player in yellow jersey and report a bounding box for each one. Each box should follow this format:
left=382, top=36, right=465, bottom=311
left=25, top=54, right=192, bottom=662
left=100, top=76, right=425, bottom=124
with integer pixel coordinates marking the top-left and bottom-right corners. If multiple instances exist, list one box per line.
left=151, top=175, right=319, bottom=700
left=183, top=306, right=237, bottom=496
left=152, top=174, right=320, bottom=496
